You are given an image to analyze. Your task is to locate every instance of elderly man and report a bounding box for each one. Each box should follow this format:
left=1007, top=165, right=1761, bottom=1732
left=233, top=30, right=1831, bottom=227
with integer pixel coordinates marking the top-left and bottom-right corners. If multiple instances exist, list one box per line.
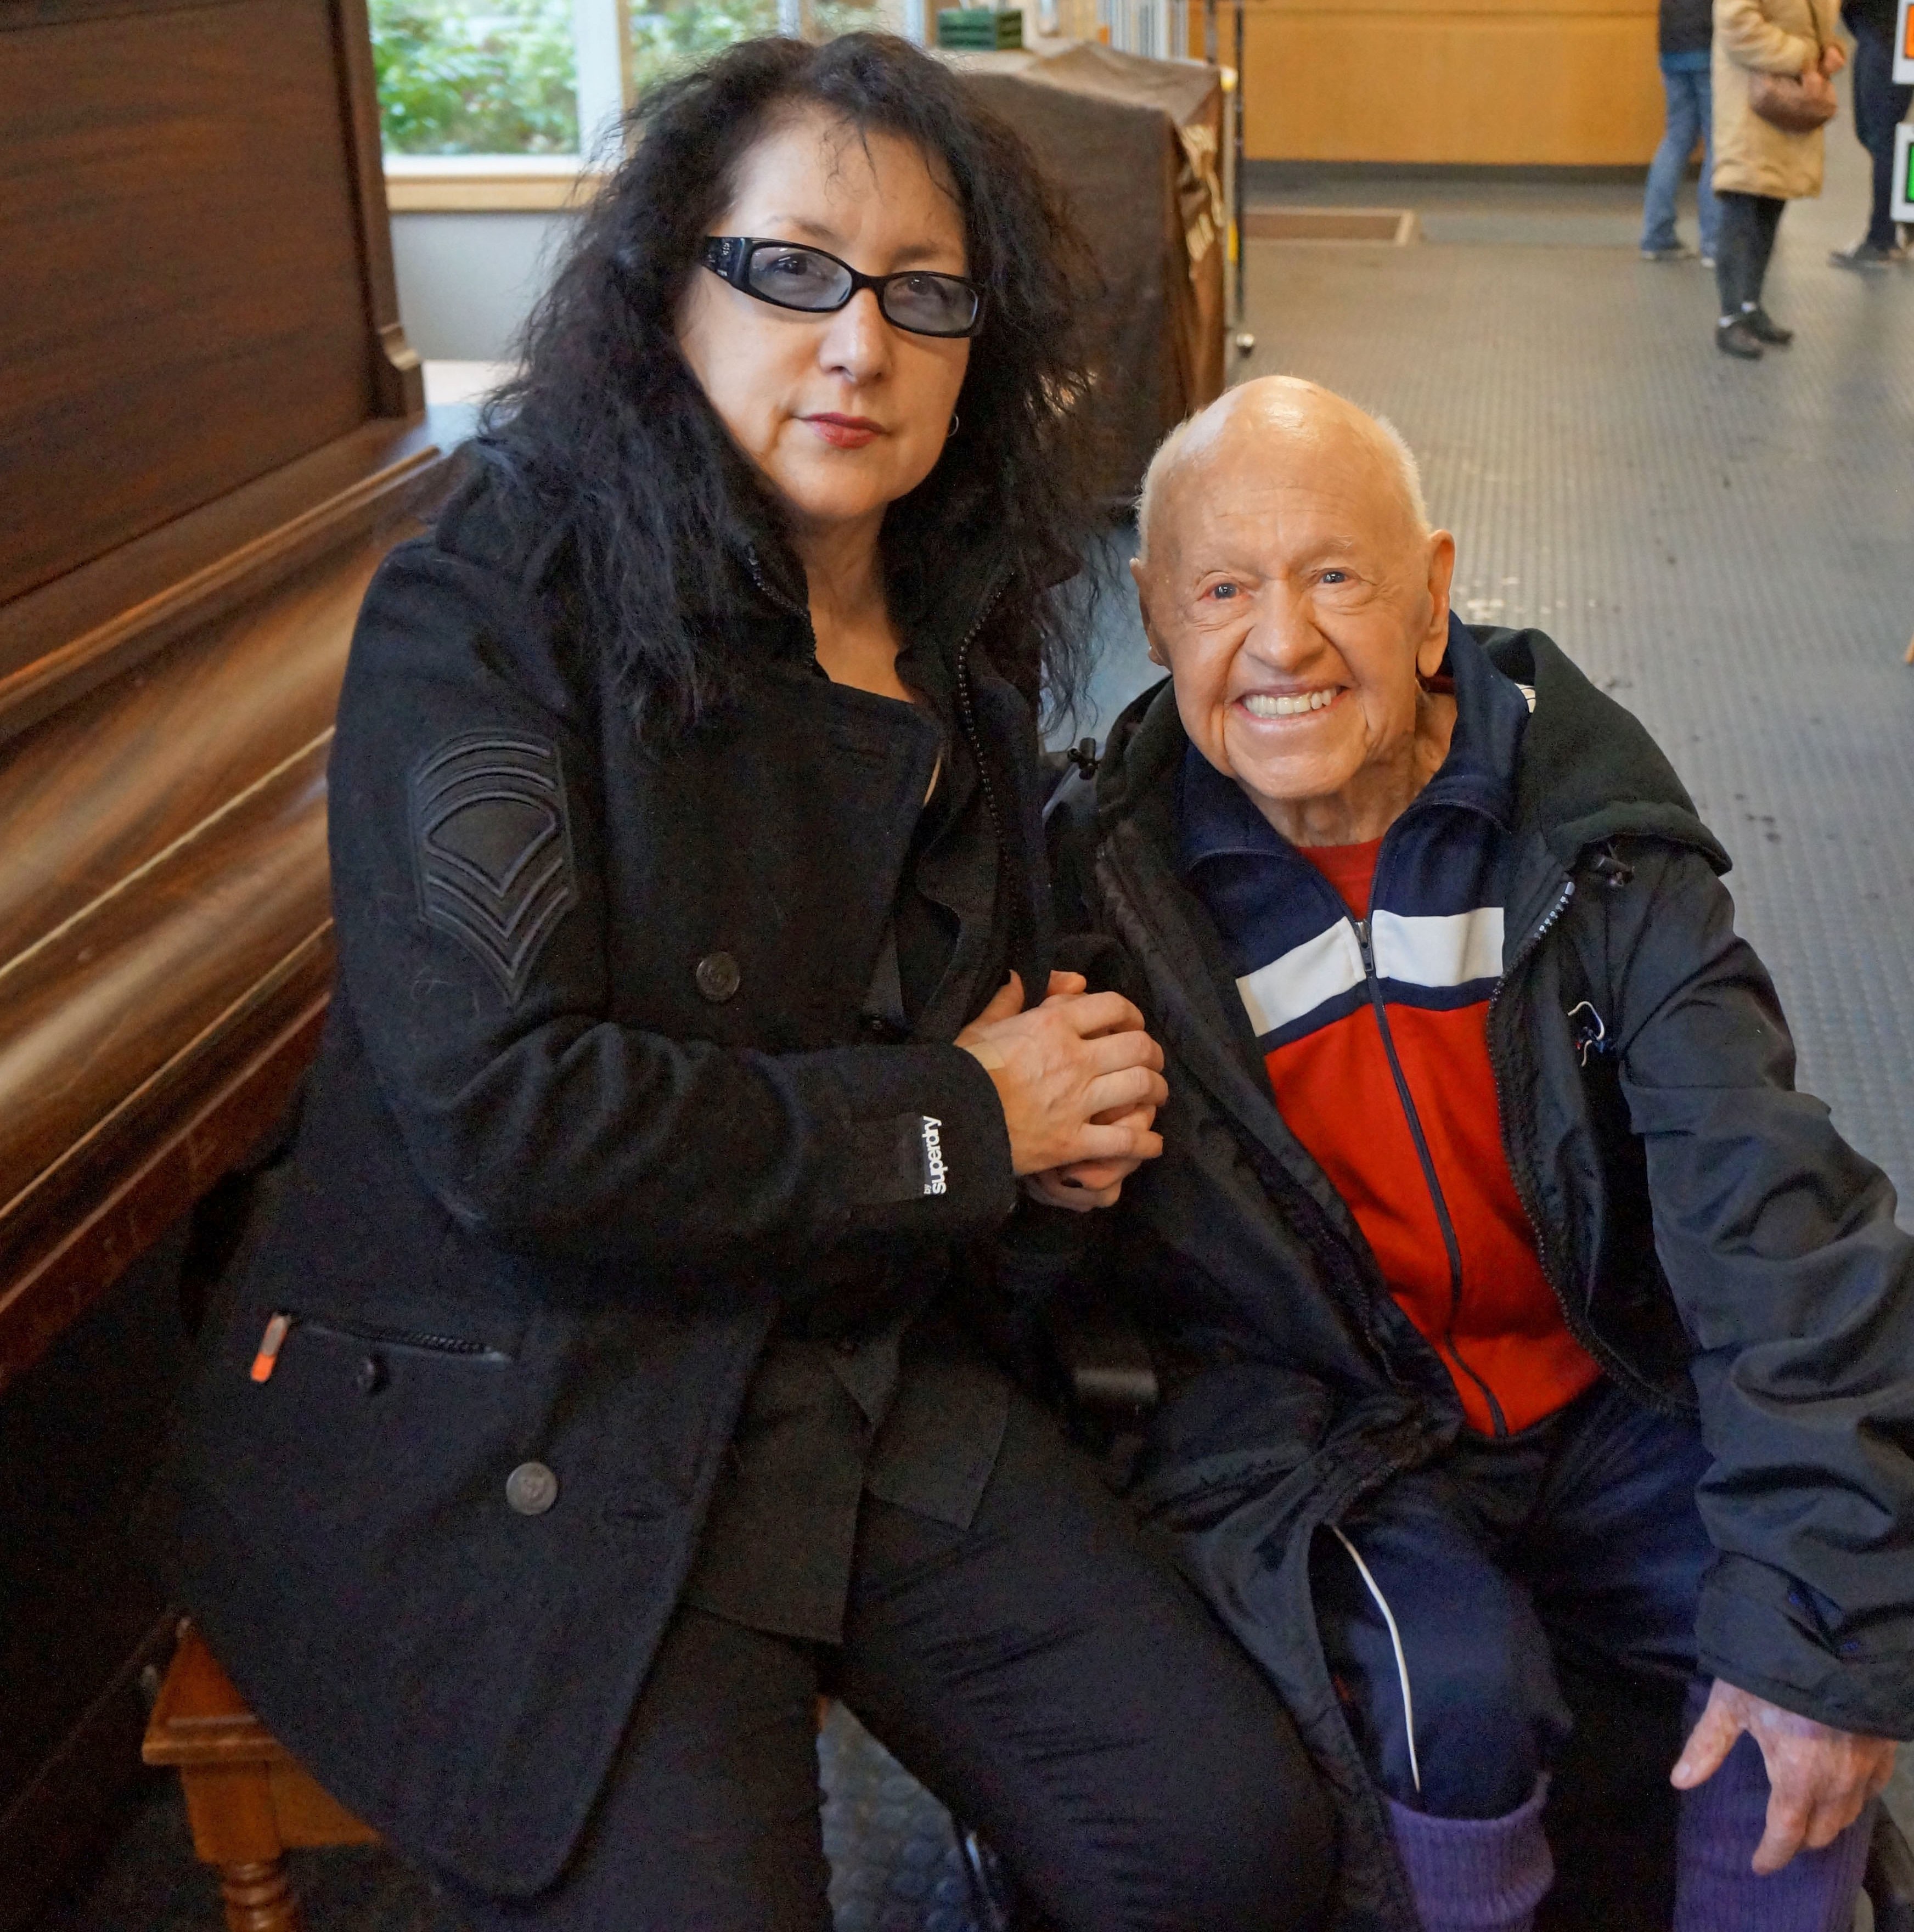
left=1036, top=378, right=1914, bottom=1932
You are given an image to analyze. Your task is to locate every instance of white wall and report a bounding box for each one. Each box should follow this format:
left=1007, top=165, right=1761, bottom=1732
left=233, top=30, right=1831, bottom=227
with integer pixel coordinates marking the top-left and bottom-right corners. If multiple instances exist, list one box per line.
left=391, top=210, right=578, bottom=361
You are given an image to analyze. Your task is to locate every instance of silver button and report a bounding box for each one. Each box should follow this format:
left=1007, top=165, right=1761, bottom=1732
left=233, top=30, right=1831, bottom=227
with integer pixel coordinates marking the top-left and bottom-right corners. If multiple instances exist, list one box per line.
left=505, top=1461, right=559, bottom=1516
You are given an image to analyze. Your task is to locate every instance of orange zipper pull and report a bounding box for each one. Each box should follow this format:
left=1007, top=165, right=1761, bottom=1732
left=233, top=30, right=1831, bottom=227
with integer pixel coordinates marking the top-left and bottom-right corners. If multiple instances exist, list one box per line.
left=250, top=1313, right=292, bottom=1384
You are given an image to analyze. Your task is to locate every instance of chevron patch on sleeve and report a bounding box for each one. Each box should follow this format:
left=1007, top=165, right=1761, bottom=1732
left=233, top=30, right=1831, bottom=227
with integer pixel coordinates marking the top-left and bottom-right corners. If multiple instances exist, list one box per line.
left=410, top=731, right=579, bottom=1001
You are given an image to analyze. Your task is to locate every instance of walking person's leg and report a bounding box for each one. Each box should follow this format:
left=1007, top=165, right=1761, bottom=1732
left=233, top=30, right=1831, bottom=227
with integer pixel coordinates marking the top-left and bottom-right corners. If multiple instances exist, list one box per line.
left=1643, top=58, right=1701, bottom=256
left=1747, top=194, right=1791, bottom=335
left=1695, top=67, right=1721, bottom=262
left=1833, top=21, right=1914, bottom=261
left=836, top=1390, right=1336, bottom=1932
left=1715, top=191, right=1767, bottom=355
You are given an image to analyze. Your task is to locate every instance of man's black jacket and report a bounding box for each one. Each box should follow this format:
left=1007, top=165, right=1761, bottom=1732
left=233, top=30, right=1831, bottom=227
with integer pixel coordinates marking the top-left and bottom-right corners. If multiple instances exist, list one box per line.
left=1034, top=627, right=1914, bottom=1930
left=171, top=479, right=1053, bottom=1896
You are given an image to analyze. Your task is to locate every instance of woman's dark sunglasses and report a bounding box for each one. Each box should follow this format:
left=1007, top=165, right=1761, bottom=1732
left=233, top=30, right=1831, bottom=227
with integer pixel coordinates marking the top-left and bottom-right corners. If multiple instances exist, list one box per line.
left=701, top=236, right=985, bottom=340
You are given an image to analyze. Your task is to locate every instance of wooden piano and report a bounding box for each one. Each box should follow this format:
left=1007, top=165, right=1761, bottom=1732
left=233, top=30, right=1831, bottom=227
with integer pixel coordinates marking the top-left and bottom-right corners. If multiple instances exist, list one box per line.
left=0, top=0, right=465, bottom=1914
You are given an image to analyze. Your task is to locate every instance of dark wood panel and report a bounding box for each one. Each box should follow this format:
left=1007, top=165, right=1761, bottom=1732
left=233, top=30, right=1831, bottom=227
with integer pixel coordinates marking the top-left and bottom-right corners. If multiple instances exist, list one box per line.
left=0, top=528, right=398, bottom=960
left=0, top=414, right=451, bottom=743
left=0, top=1619, right=178, bottom=1932
left=0, top=979, right=331, bottom=1391
left=332, top=0, right=425, bottom=419
left=0, top=741, right=332, bottom=1223
left=0, top=0, right=439, bottom=1890
left=1, top=0, right=380, bottom=602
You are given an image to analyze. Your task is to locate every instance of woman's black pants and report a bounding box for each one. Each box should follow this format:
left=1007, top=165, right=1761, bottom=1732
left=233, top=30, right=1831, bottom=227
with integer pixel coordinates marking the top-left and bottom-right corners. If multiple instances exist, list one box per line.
left=438, top=1391, right=1336, bottom=1932
left=1715, top=190, right=1786, bottom=317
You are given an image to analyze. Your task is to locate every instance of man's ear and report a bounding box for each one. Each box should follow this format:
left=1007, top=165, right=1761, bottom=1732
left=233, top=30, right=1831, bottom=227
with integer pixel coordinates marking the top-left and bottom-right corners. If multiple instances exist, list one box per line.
left=1129, top=555, right=1168, bottom=667
left=1416, top=531, right=1457, bottom=679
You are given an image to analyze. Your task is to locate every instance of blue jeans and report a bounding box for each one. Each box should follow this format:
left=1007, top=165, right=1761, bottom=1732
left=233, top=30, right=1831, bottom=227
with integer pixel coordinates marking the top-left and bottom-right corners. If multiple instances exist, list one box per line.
left=1851, top=19, right=1914, bottom=249
left=1643, top=52, right=1720, bottom=257
left=1311, top=1382, right=1712, bottom=1819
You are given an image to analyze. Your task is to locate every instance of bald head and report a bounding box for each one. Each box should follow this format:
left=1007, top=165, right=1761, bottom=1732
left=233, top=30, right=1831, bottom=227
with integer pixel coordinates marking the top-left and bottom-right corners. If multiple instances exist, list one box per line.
left=1136, top=378, right=1429, bottom=567
left=1127, top=375, right=1458, bottom=847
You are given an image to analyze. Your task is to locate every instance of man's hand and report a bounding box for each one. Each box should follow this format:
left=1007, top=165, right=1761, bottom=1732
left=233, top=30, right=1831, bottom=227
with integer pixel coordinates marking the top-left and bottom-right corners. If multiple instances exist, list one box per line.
left=956, top=972, right=1167, bottom=1179
left=1671, top=1678, right=1896, bottom=1873
left=1021, top=1102, right=1158, bottom=1212
left=1820, top=40, right=1848, bottom=77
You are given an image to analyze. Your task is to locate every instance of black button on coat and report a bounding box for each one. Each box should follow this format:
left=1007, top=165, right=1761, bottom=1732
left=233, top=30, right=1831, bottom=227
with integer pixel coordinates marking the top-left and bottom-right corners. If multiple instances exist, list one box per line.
left=170, top=481, right=1055, bottom=1899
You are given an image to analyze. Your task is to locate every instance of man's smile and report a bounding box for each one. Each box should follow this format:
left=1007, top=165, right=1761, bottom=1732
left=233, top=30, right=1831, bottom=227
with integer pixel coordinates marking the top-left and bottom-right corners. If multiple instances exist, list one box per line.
left=1239, top=687, right=1346, bottom=719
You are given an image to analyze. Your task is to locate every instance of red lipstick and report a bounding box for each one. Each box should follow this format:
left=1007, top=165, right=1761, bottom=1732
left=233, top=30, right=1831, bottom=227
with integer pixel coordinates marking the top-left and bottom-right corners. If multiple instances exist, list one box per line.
left=805, top=413, right=882, bottom=449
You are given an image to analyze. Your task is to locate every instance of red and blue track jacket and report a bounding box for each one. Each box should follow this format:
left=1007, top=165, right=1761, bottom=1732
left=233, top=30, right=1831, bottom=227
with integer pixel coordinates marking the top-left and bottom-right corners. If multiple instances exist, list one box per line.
left=1178, top=621, right=1601, bottom=1434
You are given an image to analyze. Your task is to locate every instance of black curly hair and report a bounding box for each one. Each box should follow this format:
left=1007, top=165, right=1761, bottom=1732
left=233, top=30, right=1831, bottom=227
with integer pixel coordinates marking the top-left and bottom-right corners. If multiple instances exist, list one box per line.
left=473, top=32, right=1100, bottom=730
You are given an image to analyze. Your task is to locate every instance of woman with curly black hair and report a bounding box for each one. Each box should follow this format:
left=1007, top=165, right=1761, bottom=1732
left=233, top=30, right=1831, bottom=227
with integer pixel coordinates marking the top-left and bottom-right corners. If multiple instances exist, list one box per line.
left=174, top=32, right=1332, bottom=1930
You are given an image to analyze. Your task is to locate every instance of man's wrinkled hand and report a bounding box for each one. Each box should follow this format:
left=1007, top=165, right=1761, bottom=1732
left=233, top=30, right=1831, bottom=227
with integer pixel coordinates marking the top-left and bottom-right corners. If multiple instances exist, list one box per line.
left=1671, top=1678, right=1896, bottom=1873
left=1022, top=1102, right=1158, bottom=1212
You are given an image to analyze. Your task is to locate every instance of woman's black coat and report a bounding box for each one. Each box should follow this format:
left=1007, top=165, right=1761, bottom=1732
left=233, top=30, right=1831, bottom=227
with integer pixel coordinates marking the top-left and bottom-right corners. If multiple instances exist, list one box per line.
left=172, top=479, right=1054, bottom=1897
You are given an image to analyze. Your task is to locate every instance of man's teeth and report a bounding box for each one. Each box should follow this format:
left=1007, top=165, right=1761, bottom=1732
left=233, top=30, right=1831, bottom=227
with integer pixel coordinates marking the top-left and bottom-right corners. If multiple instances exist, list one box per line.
left=1243, top=690, right=1336, bottom=718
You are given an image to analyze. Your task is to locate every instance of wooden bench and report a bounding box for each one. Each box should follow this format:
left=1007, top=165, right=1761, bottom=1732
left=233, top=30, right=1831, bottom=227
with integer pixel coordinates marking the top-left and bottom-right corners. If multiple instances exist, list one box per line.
left=142, top=1622, right=377, bottom=1932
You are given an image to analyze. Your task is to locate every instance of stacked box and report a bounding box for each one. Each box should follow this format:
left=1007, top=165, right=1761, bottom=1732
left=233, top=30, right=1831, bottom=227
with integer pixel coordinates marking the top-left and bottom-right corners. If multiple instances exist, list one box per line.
left=936, top=8, right=1023, bottom=49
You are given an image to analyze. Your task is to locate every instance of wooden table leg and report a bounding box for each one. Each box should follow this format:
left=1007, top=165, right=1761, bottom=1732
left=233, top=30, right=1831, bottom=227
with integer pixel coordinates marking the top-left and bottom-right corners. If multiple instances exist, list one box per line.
left=218, top=1856, right=303, bottom=1932
left=176, top=1761, right=305, bottom=1932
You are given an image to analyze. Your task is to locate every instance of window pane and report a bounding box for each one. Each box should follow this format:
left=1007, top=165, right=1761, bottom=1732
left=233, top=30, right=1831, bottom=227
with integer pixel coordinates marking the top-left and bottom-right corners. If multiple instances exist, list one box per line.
left=628, top=0, right=776, bottom=95
left=372, top=0, right=581, bottom=155
left=627, top=0, right=905, bottom=99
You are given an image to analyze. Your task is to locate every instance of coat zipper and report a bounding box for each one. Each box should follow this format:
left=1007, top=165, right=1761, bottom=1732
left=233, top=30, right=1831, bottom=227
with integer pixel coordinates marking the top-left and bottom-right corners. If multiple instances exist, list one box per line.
left=1352, top=914, right=1510, bottom=1438
left=250, top=1310, right=508, bottom=1383
left=1483, top=878, right=1576, bottom=1315
left=1485, top=876, right=1679, bottom=1412
left=1484, top=876, right=1611, bottom=1361
left=951, top=573, right=1010, bottom=856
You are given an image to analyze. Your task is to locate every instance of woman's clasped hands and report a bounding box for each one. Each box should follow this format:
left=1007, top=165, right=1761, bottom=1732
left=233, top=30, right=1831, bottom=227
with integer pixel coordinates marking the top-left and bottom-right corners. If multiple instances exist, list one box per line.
left=957, top=971, right=1166, bottom=1212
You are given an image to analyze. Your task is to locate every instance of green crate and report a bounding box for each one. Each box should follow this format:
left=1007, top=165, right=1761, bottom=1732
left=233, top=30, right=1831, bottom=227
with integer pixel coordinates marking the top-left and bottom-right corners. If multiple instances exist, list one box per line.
left=936, top=7, right=1023, bottom=48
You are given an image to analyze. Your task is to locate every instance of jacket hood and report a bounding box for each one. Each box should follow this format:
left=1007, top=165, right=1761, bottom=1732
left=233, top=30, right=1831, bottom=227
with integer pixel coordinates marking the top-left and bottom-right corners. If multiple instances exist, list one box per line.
left=1093, top=618, right=1732, bottom=877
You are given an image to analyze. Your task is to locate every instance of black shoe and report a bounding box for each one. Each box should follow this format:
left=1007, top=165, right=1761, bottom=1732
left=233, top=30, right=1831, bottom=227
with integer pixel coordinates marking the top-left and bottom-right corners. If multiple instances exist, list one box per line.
left=1745, top=307, right=1793, bottom=346
left=1830, top=240, right=1904, bottom=271
left=1716, top=316, right=1763, bottom=359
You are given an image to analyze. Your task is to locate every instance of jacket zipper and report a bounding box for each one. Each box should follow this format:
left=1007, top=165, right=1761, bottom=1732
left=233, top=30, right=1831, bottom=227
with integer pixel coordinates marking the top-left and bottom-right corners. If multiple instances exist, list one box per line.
left=1486, top=876, right=1619, bottom=1360
left=1483, top=878, right=1577, bottom=1320
left=1485, top=877, right=1678, bottom=1412
left=951, top=573, right=1010, bottom=855
left=744, top=550, right=819, bottom=666
left=1352, top=914, right=1510, bottom=1438
left=250, top=1311, right=508, bottom=1383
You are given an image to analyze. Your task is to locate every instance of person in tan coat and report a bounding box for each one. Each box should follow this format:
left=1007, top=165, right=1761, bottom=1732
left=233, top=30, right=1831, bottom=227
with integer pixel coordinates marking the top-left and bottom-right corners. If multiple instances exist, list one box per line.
left=1711, top=0, right=1847, bottom=356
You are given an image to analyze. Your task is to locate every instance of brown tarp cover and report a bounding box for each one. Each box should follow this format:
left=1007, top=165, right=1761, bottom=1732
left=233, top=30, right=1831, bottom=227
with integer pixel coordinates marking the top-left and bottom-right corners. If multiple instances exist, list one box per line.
left=958, top=42, right=1226, bottom=508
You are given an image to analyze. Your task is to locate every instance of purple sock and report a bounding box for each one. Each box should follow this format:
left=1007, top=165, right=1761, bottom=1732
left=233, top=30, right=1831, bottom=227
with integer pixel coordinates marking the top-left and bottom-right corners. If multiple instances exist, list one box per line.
left=1673, top=1727, right=1873, bottom=1932
left=1386, top=1781, right=1553, bottom=1932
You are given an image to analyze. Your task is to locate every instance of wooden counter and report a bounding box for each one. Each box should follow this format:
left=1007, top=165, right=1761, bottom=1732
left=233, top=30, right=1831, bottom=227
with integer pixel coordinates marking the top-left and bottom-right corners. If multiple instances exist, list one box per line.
left=1232, top=0, right=1664, bottom=167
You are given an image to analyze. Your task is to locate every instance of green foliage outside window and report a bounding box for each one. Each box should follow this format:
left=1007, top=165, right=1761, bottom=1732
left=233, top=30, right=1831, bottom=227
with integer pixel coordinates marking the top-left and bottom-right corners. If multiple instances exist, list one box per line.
left=628, top=0, right=777, bottom=94
left=370, top=0, right=895, bottom=157
left=627, top=0, right=886, bottom=94
left=371, top=0, right=580, bottom=154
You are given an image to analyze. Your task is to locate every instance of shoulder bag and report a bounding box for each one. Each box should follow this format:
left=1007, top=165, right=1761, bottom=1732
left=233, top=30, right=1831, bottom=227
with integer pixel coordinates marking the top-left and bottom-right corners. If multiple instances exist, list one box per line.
left=1748, top=13, right=1838, bottom=132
